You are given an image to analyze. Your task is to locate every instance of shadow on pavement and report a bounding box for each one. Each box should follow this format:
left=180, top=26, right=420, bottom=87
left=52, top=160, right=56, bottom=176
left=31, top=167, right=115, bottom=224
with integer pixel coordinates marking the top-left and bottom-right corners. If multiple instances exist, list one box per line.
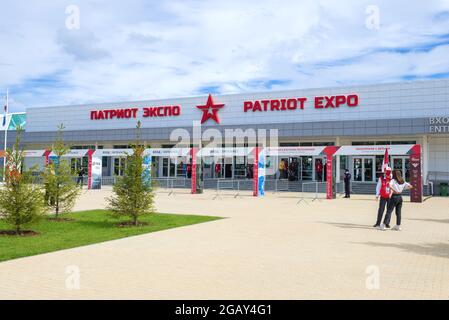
left=406, top=218, right=449, bottom=224
left=355, top=241, right=449, bottom=259
left=320, top=222, right=377, bottom=230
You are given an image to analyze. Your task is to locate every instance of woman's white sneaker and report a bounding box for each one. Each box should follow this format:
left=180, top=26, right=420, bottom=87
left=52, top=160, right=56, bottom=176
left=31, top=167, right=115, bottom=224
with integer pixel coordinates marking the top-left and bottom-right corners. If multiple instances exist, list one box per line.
left=392, top=225, right=402, bottom=231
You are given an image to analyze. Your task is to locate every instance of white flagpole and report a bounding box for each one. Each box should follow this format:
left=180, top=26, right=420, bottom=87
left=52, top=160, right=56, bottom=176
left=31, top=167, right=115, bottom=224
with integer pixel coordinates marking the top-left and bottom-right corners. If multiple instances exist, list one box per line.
left=3, top=88, right=8, bottom=181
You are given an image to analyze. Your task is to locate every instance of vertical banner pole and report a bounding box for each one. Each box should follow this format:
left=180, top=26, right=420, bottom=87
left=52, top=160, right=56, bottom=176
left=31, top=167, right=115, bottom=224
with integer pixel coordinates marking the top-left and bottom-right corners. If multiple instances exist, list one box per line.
left=323, top=146, right=340, bottom=200
left=191, top=147, right=197, bottom=194
left=44, top=150, right=51, bottom=166
left=253, top=147, right=259, bottom=196
left=90, top=151, right=102, bottom=189
left=87, top=150, right=94, bottom=190
left=409, top=144, right=423, bottom=203
left=326, top=156, right=333, bottom=199
left=142, top=150, right=152, bottom=185
left=257, top=147, right=266, bottom=197
left=2, top=88, right=9, bottom=181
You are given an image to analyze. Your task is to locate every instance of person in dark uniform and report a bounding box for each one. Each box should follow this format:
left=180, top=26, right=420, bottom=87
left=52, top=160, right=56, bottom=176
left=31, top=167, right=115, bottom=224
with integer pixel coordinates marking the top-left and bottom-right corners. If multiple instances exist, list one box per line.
left=77, top=168, right=85, bottom=185
left=186, top=161, right=192, bottom=178
left=344, top=169, right=351, bottom=198
left=316, top=159, right=323, bottom=181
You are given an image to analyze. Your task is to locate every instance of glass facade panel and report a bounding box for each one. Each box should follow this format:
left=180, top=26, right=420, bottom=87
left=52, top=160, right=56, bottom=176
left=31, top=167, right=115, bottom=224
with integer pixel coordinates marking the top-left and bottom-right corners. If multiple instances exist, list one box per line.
left=353, top=157, right=363, bottom=181
left=364, top=158, right=374, bottom=182
left=301, top=156, right=313, bottom=180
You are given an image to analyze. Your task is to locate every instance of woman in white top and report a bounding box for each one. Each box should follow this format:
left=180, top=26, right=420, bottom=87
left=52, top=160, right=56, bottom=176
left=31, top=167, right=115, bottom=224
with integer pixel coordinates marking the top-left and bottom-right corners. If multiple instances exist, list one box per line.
left=382, top=170, right=413, bottom=231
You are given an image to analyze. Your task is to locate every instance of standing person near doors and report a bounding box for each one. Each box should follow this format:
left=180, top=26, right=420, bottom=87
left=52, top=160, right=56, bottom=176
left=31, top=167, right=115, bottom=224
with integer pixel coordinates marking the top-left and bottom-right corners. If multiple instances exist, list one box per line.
left=382, top=170, right=413, bottom=231
left=186, top=161, right=192, bottom=178
left=246, top=164, right=252, bottom=179
left=215, top=162, right=221, bottom=178
left=316, top=159, right=323, bottom=181
left=374, top=166, right=392, bottom=228
left=279, top=160, right=285, bottom=179
left=77, top=167, right=85, bottom=186
left=343, top=169, right=351, bottom=198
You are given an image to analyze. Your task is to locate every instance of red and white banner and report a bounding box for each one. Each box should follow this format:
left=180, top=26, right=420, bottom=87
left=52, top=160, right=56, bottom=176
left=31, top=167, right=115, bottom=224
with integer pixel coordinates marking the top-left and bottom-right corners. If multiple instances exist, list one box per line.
left=322, top=146, right=340, bottom=199
left=408, top=145, right=422, bottom=203
left=253, top=147, right=259, bottom=196
left=190, top=147, right=198, bottom=194
left=87, top=149, right=95, bottom=190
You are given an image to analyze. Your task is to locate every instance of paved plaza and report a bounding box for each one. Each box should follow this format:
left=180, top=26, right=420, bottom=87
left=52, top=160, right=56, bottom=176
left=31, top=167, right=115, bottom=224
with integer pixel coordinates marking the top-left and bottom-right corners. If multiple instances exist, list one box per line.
left=0, top=187, right=448, bottom=299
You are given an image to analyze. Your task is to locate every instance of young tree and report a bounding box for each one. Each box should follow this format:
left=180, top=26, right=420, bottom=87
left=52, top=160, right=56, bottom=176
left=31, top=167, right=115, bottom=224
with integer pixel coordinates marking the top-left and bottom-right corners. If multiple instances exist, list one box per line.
left=41, top=124, right=81, bottom=219
left=0, top=127, right=46, bottom=234
left=107, top=121, right=155, bottom=226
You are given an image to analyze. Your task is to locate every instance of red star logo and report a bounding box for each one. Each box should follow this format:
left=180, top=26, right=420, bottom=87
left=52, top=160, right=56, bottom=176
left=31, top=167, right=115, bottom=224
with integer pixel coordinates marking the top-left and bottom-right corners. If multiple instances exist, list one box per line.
left=197, top=94, right=224, bottom=124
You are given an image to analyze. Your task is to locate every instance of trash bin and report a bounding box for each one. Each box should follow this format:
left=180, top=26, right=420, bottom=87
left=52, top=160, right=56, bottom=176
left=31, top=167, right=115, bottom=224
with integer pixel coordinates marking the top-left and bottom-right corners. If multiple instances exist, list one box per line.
left=440, top=182, right=448, bottom=196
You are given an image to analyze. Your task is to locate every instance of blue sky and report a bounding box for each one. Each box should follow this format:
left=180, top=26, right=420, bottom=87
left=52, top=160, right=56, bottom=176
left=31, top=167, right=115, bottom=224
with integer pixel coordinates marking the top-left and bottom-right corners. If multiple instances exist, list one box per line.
left=1, top=0, right=449, bottom=111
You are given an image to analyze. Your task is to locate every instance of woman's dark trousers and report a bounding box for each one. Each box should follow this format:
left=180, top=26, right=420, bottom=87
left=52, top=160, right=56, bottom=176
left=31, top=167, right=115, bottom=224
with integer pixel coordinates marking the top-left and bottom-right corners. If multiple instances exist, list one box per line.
left=384, top=195, right=403, bottom=226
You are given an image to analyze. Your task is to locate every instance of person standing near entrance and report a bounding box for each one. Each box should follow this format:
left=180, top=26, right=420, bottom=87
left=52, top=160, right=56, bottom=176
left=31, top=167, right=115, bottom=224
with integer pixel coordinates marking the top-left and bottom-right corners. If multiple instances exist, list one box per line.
left=278, top=160, right=285, bottom=179
left=292, top=158, right=299, bottom=181
left=179, top=161, right=185, bottom=177
left=374, top=166, right=392, bottom=228
left=77, top=167, right=85, bottom=186
left=382, top=170, right=413, bottom=231
left=215, top=162, right=221, bottom=178
left=186, top=161, right=192, bottom=178
left=246, top=164, right=252, bottom=179
left=316, top=159, right=323, bottom=181
left=343, top=169, right=351, bottom=198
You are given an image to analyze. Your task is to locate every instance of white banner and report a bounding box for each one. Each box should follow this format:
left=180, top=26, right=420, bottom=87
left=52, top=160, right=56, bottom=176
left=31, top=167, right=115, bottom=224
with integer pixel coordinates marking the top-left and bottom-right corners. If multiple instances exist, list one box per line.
left=24, top=150, right=46, bottom=157
left=334, top=145, right=414, bottom=156
left=49, top=149, right=90, bottom=158
left=142, top=154, right=152, bottom=185
left=266, top=146, right=326, bottom=156
left=257, top=148, right=266, bottom=196
left=90, top=156, right=102, bottom=189
left=94, top=149, right=131, bottom=157
left=145, top=148, right=191, bottom=157
left=198, top=147, right=254, bottom=157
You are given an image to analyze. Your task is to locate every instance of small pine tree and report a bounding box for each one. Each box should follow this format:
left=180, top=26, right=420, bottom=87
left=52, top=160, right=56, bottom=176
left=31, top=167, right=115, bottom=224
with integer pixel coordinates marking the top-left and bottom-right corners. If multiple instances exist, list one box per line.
left=0, top=127, right=46, bottom=234
left=107, top=121, right=155, bottom=226
left=41, top=124, right=81, bottom=218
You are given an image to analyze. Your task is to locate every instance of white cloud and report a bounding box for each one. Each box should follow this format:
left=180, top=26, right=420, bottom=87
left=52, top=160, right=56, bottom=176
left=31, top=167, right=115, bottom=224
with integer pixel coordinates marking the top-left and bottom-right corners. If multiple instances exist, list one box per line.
left=1, top=0, right=449, bottom=111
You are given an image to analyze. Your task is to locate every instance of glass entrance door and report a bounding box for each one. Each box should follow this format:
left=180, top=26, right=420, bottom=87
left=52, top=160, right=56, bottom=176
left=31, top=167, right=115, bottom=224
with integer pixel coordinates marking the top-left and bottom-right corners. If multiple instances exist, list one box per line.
left=224, top=157, right=233, bottom=178
left=352, top=156, right=375, bottom=182
left=300, top=156, right=312, bottom=181
left=391, top=157, right=410, bottom=181
left=162, top=157, right=169, bottom=177
left=113, top=157, right=126, bottom=176
left=71, top=157, right=89, bottom=176
left=214, top=158, right=224, bottom=178
left=161, top=157, right=176, bottom=177
left=313, top=157, right=326, bottom=182
left=176, top=157, right=187, bottom=178
left=288, top=157, right=300, bottom=181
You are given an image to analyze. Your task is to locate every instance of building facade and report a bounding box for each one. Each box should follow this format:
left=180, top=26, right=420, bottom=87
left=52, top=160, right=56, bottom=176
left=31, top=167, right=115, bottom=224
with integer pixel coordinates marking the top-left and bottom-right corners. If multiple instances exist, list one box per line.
left=2, top=79, right=449, bottom=194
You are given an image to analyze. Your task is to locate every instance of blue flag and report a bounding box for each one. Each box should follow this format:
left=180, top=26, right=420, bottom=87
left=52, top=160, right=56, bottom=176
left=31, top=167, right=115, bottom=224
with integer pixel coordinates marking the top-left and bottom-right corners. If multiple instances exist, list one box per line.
left=2, top=94, right=7, bottom=127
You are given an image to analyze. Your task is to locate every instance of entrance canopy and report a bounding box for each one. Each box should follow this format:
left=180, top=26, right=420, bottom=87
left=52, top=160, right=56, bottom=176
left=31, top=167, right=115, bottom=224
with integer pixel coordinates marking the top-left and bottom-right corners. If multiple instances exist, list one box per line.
left=15, top=144, right=422, bottom=202
left=334, top=145, right=421, bottom=156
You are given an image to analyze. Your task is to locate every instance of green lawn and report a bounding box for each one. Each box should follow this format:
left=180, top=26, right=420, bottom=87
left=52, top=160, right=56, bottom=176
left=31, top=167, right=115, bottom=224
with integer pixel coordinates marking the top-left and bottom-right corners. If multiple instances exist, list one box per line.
left=0, top=210, right=222, bottom=262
